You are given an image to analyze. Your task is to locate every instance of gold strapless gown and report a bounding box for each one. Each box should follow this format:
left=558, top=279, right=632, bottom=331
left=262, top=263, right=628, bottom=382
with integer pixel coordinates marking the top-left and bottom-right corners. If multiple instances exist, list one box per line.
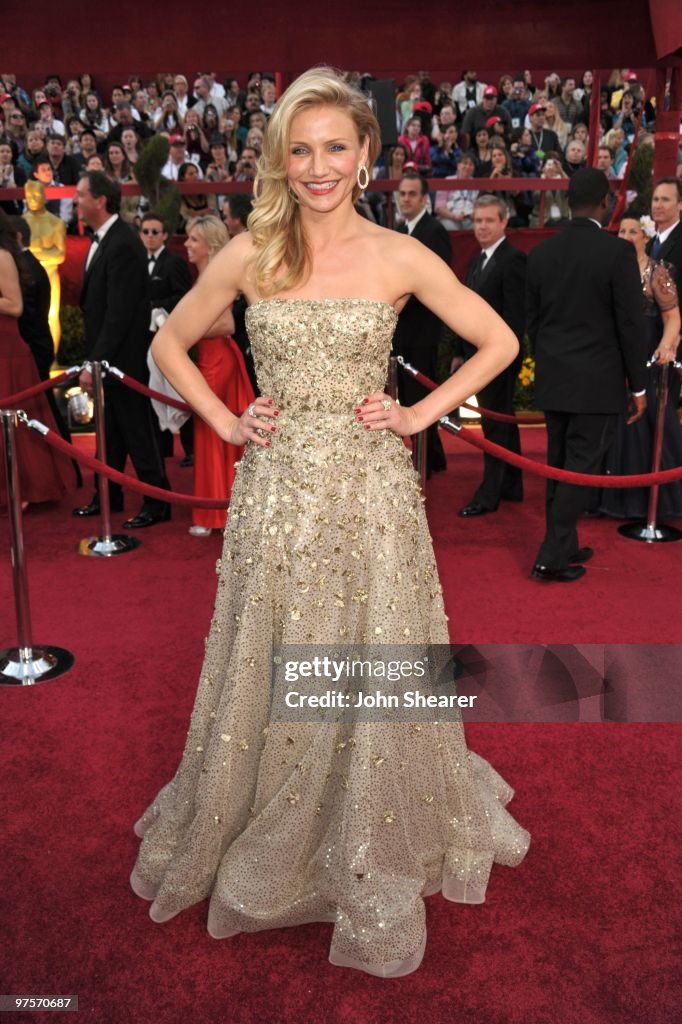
left=130, top=299, right=530, bottom=977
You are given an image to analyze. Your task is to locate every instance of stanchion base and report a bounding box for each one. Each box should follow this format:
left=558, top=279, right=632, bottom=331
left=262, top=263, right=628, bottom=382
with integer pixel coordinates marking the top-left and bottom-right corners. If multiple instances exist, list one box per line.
left=618, top=521, right=682, bottom=543
left=77, top=534, right=142, bottom=557
left=0, top=645, right=75, bottom=686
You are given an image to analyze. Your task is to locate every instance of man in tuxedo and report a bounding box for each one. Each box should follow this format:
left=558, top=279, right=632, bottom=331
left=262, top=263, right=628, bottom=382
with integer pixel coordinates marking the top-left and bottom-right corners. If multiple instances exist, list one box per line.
left=73, top=171, right=171, bottom=528
left=527, top=168, right=648, bottom=582
left=649, top=177, right=682, bottom=281
left=140, top=212, right=192, bottom=315
left=649, top=178, right=682, bottom=405
left=392, top=171, right=452, bottom=475
left=458, top=195, right=526, bottom=516
left=140, top=211, right=193, bottom=464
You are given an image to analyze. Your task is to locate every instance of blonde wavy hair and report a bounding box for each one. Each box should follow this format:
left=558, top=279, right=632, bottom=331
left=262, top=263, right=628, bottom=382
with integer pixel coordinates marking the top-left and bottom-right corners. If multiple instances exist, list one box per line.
left=185, top=215, right=228, bottom=261
left=247, top=67, right=382, bottom=296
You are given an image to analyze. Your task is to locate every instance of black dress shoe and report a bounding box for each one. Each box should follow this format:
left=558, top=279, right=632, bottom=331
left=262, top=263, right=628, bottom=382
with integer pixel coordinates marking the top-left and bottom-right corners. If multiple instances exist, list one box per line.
left=458, top=502, right=493, bottom=518
left=569, top=547, right=593, bottom=564
left=72, top=500, right=123, bottom=517
left=123, top=508, right=171, bottom=529
left=530, top=563, right=586, bottom=582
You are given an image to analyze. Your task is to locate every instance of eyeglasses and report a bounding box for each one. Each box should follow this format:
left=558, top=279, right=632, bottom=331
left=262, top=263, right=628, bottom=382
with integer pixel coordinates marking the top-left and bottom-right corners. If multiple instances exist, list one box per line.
left=141, top=228, right=162, bottom=235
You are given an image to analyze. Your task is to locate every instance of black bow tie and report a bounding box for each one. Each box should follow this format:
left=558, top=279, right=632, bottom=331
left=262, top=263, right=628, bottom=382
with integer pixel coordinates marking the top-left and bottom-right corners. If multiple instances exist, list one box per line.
left=148, top=254, right=156, bottom=262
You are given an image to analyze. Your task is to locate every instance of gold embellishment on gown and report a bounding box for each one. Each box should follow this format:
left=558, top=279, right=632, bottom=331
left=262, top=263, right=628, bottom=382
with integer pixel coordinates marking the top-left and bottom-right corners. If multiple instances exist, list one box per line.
left=130, top=299, right=530, bottom=978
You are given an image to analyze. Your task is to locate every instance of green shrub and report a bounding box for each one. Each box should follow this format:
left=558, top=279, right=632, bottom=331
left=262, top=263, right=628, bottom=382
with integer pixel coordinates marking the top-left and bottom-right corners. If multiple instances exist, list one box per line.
left=135, top=135, right=181, bottom=234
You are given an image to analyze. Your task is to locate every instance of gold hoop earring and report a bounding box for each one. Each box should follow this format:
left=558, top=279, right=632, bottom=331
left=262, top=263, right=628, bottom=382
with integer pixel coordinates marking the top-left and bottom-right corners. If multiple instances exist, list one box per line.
left=356, top=165, right=369, bottom=190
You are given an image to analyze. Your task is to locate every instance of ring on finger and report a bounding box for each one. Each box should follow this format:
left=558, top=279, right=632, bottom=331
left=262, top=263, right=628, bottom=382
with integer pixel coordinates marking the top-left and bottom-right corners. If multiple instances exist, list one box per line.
left=381, top=398, right=392, bottom=411
left=247, top=403, right=256, bottom=417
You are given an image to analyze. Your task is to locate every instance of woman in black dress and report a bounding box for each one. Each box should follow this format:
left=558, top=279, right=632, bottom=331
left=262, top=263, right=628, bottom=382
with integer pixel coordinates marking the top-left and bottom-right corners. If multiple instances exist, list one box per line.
left=600, top=212, right=682, bottom=519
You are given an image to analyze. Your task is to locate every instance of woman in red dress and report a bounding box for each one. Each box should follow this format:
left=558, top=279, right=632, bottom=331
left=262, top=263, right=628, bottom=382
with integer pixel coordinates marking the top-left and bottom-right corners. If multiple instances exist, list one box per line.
left=184, top=216, right=255, bottom=535
left=0, top=209, right=76, bottom=508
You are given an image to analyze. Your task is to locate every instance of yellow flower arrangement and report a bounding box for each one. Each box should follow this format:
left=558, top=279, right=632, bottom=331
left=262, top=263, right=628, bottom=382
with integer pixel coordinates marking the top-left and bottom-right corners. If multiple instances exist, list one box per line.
left=515, top=354, right=536, bottom=410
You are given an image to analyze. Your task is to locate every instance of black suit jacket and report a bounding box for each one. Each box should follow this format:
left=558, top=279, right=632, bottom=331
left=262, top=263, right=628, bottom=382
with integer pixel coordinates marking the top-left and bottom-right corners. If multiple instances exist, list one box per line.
left=648, top=220, right=682, bottom=287
left=80, top=217, right=151, bottom=382
left=526, top=218, right=647, bottom=413
left=464, top=237, right=526, bottom=360
left=16, top=249, right=53, bottom=378
left=392, top=213, right=452, bottom=365
left=149, top=247, right=192, bottom=313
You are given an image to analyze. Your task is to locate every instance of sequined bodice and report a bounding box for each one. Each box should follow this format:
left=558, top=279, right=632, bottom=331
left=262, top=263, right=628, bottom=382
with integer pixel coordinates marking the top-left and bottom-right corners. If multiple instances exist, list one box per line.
left=245, top=299, right=398, bottom=412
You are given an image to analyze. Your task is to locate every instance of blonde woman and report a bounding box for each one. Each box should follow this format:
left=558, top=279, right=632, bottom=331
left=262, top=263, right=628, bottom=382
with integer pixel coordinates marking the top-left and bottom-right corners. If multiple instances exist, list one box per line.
left=183, top=216, right=254, bottom=536
left=132, top=67, right=529, bottom=977
left=543, top=100, right=568, bottom=149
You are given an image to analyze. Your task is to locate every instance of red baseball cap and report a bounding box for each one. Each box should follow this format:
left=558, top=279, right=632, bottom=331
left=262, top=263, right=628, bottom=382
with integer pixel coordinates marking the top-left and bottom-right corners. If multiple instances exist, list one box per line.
left=528, top=102, right=545, bottom=115
left=483, top=86, right=497, bottom=98
left=413, top=100, right=432, bottom=114
left=625, top=72, right=638, bottom=82
left=168, top=132, right=185, bottom=145
left=485, top=115, right=502, bottom=128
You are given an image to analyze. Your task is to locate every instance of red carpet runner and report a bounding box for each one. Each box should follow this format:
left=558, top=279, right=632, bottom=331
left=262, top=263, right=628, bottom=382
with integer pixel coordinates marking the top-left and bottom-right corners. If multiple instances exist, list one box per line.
left=0, top=429, right=678, bottom=1024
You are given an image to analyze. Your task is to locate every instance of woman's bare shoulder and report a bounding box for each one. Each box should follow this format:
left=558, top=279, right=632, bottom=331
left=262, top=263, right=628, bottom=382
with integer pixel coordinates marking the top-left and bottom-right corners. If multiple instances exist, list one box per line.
left=362, top=220, right=426, bottom=264
left=204, top=229, right=256, bottom=288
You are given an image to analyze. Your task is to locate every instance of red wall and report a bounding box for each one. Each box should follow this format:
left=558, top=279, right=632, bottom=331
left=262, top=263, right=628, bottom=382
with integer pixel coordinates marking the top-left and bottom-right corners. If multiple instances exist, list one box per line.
left=6, top=1, right=669, bottom=76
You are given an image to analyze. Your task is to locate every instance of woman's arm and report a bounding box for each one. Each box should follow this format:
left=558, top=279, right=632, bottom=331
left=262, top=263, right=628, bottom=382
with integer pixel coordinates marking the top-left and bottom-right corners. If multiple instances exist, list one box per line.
left=654, top=307, right=681, bottom=364
left=651, top=262, right=681, bottom=364
left=150, top=233, right=271, bottom=446
left=0, top=251, right=23, bottom=317
left=364, top=234, right=518, bottom=435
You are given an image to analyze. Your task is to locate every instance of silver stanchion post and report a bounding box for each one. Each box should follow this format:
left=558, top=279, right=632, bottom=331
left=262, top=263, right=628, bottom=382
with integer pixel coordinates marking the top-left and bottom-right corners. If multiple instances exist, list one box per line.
left=393, top=356, right=430, bottom=491
left=77, top=361, right=141, bottom=557
left=619, top=361, right=682, bottom=543
left=0, top=410, right=75, bottom=685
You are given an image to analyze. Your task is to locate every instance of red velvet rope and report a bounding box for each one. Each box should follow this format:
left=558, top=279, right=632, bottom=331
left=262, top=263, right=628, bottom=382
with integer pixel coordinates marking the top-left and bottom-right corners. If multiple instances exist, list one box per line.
left=442, top=421, right=682, bottom=487
left=110, top=370, right=191, bottom=412
left=0, top=370, right=75, bottom=408
left=25, top=424, right=228, bottom=508
left=403, top=364, right=545, bottom=424
left=22, top=414, right=682, bottom=497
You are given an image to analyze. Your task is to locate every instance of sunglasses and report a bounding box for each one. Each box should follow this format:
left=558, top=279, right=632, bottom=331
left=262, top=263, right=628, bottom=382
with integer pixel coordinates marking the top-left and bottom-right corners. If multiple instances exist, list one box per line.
left=141, top=228, right=162, bottom=235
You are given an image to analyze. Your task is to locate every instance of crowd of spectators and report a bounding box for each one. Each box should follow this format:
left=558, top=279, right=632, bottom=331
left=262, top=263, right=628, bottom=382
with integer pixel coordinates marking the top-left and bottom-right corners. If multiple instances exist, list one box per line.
left=0, top=68, right=678, bottom=236
left=0, top=71, right=274, bottom=232
left=384, top=67, right=670, bottom=228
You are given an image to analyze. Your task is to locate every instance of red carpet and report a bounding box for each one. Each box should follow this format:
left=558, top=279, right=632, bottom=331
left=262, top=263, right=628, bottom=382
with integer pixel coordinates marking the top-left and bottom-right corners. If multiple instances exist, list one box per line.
left=0, top=428, right=679, bottom=1024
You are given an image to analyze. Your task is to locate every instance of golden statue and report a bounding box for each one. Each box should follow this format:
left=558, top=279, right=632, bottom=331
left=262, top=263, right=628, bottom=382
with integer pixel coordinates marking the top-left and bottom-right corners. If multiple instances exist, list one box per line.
left=23, top=179, right=67, bottom=354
